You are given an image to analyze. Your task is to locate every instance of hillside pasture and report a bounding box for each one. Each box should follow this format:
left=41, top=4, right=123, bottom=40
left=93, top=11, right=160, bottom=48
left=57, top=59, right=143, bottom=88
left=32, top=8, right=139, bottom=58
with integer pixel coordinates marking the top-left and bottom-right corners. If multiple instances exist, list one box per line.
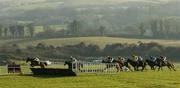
left=9, top=37, right=180, bottom=49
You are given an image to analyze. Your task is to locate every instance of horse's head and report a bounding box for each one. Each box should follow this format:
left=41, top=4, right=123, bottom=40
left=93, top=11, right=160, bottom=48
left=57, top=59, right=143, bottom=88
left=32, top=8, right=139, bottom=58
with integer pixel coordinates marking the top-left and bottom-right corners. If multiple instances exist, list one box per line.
left=101, top=59, right=107, bottom=63
left=150, top=56, right=153, bottom=59
left=126, top=58, right=135, bottom=64
left=145, top=59, right=151, bottom=64
left=26, top=57, right=30, bottom=63
left=156, top=57, right=163, bottom=63
left=150, top=56, right=156, bottom=60
left=126, top=58, right=131, bottom=62
left=26, top=57, right=34, bottom=63
left=64, top=61, right=70, bottom=66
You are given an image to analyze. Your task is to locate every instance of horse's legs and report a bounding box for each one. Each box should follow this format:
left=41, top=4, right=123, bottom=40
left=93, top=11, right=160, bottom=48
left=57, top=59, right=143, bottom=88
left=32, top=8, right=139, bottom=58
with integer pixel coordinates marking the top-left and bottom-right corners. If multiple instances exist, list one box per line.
left=172, top=66, right=176, bottom=71
left=116, top=66, right=119, bottom=72
left=145, top=66, right=147, bottom=70
left=141, top=67, right=144, bottom=71
left=161, top=67, right=163, bottom=71
left=104, top=64, right=111, bottom=70
left=144, top=65, right=147, bottom=71
left=40, top=63, right=45, bottom=68
left=137, top=66, right=139, bottom=71
left=151, top=66, right=155, bottom=71
left=119, top=66, right=123, bottom=71
left=167, top=65, right=171, bottom=71
left=154, top=66, right=157, bottom=71
left=115, top=64, right=120, bottom=72
left=151, top=66, right=154, bottom=70
left=133, top=67, right=136, bottom=71
left=170, top=64, right=176, bottom=71
left=126, top=65, right=132, bottom=71
left=152, top=67, right=155, bottom=71
left=134, top=66, right=139, bottom=71
left=142, top=65, right=146, bottom=71
left=158, top=66, right=161, bottom=71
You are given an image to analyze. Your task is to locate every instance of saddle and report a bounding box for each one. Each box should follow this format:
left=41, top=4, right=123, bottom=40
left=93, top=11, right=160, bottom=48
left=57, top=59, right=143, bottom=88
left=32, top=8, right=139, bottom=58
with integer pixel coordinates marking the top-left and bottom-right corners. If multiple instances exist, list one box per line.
left=136, top=61, right=143, bottom=65
left=163, top=61, right=168, bottom=65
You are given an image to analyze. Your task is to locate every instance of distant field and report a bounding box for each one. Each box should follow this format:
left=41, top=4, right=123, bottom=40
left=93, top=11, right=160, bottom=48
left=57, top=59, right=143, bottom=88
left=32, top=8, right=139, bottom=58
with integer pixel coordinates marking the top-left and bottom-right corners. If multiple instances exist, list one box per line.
left=4, top=37, right=180, bottom=49
left=34, top=25, right=66, bottom=33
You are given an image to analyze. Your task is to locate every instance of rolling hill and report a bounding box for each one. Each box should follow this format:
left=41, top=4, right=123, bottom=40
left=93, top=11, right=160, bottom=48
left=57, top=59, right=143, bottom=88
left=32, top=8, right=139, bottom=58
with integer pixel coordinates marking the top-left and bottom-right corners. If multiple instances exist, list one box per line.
left=2, top=37, right=180, bottom=49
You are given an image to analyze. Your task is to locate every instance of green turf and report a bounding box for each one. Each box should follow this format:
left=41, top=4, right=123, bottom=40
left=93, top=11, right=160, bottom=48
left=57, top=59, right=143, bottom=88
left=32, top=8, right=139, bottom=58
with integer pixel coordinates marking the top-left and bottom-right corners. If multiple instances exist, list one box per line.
left=0, top=63, right=180, bottom=88
left=0, top=71, right=179, bottom=88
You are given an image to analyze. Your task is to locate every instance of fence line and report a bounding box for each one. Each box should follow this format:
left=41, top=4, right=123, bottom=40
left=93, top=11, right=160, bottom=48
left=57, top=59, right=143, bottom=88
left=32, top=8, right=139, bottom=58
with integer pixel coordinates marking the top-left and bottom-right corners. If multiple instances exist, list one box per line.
left=72, top=61, right=118, bottom=74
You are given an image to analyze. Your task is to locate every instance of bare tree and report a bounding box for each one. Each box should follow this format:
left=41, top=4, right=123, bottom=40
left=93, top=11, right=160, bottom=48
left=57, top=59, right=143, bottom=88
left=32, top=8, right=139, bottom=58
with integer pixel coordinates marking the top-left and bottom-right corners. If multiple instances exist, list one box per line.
left=150, top=20, right=159, bottom=37
left=68, top=20, right=81, bottom=36
left=139, top=23, right=146, bottom=36
left=0, top=25, right=2, bottom=37
left=98, top=26, right=106, bottom=36
left=17, top=25, right=25, bottom=38
left=9, top=25, right=16, bottom=38
left=4, top=27, right=8, bottom=37
left=27, top=23, right=35, bottom=38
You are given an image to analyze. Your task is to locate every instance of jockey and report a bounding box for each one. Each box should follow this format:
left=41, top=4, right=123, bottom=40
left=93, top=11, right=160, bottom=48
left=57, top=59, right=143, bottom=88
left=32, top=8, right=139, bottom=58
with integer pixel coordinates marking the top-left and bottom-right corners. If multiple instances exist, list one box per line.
left=70, top=56, right=77, bottom=62
left=118, top=56, right=125, bottom=62
left=34, top=57, right=40, bottom=64
left=160, top=56, right=167, bottom=63
left=153, top=57, right=157, bottom=62
left=138, top=56, right=143, bottom=62
left=132, top=55, right=139, bottom=62
left=133, top=55, right=143, bottom=64
left=107, top=56, right=114, bottom=63
left=34, top=57, right=40, bottom=62
left=150, top=56, right=157, bottom=62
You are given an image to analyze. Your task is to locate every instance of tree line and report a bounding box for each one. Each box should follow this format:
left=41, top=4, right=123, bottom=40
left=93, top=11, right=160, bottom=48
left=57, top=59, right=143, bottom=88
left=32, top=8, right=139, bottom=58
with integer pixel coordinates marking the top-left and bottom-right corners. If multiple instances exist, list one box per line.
left=36, top=19, right=106, bottom=38
left=1, top=17, right=180, bottom=39
left=34, top=17, right=180, bottom=39
left=1, top=42, right=180, bottom=61
left=0, top=23, right=35, bottom=39
left=138, top=17, right=180, bottom=39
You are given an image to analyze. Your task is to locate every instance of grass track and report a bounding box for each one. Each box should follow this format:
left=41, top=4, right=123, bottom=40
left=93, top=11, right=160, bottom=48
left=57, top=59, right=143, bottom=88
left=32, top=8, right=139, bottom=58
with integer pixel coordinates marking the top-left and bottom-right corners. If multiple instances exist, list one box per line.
left=0, top=63, right=180, bottom=88
left=0, top=71, right=180, bottom=88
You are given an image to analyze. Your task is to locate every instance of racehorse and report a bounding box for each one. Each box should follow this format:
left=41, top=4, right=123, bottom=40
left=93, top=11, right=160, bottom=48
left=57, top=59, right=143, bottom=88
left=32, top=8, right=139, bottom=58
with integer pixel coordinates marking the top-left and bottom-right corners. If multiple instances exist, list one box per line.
left=26, top=57, right=48, bottom=68
left=104, top=61, right=121, bottom=72
left=103, top=58, right=132, bottom=72
left=121, top=59, right=133, bottom=71
left=64, top=61, right=83, bottom=71
left=126, top=58, right=147, bottom=71
left=102, top=58, right=120, bottom=72
left=156, top=58, right=176, bottom=71
left=146, top=59, right=157, bottom=71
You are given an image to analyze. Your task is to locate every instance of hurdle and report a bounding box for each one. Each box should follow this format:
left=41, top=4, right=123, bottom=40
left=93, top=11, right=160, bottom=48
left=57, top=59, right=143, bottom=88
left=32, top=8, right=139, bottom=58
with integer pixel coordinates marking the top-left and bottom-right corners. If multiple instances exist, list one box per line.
left=7, top=64, right=22, bottom=74
left=72, top=61, right=118, bottom=74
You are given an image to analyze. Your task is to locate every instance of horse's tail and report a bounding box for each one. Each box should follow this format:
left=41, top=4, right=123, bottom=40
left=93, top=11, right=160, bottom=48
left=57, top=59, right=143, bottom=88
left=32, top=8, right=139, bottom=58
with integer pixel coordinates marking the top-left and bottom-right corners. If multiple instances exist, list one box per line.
left=44, top=62, right=48, bottom=66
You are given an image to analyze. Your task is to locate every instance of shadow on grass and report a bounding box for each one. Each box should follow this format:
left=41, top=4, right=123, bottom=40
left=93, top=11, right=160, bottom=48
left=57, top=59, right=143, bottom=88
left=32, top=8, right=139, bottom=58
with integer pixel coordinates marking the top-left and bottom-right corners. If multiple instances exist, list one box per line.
left=20, top=74, right=77, bottom=78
